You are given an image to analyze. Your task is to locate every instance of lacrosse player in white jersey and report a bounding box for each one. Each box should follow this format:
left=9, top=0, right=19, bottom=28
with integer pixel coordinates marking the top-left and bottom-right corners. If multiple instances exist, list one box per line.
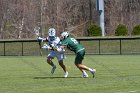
left=39, top=28, right=68, bottom=78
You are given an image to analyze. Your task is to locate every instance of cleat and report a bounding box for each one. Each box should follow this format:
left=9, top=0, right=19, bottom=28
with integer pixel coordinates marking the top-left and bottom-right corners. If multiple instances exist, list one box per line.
left=64, top=71, right=69, bottom=78
left=51, top=65, right=56, bottom=74
left=82, top=73, right=89, bottom=78
left=90, top=69, right=96, bottom=78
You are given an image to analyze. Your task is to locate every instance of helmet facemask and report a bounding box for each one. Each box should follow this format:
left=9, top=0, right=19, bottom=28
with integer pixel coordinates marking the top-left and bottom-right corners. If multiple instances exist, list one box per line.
left=60, top=32, right=69, bottom=41
left=48, top=28, right=56, bottom=41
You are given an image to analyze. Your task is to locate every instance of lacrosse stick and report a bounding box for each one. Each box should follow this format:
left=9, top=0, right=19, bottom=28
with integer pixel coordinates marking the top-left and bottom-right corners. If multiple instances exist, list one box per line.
left=34, top=27, right=43, bottom=56
left=64, top=21, right=88, bottom=37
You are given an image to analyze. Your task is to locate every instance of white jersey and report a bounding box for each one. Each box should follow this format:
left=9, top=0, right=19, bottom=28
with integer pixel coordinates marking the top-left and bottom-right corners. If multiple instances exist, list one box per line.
left=46, top=36, right=65, bottom=61
left=47, top=36, right=60, bottom=47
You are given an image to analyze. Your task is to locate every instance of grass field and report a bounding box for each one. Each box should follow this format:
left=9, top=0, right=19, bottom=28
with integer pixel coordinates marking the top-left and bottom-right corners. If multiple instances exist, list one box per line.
left=0, top=55, right=140, bottom=93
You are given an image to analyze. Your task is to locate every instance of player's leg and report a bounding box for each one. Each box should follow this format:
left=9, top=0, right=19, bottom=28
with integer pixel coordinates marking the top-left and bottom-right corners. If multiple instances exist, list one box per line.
left=58, top=60, right=67, bottom=73
left=75, top=63, right=96, bottom=78
left=47, top=52, right=56, bottom=74
left=47, top=56, right=55, bottom=66
left=57, top=53, right=68, bottom=78
left=58, top=60, right=69, bottom=78
left=75, top=50, right=96, bottom=77
left=75, top=63, right=89, bottom=78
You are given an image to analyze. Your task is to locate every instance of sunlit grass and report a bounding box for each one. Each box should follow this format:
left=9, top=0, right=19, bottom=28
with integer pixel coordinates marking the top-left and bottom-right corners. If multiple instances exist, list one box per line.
left=0, top=55, right=140, bottom=93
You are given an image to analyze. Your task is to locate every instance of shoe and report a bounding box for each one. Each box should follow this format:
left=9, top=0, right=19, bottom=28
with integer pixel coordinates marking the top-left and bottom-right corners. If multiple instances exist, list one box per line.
left=90, top=69, right=96, bottom=78
left=64, top=71, right=69, bottom=78
left=82, top=73, right=89, bottom=78
left=51, top=65, right=56, bottom=74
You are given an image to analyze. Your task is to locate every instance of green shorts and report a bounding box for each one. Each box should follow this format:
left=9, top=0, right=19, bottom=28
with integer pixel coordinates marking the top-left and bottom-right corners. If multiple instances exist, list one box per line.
left=75, top=49, right=85, bottom=64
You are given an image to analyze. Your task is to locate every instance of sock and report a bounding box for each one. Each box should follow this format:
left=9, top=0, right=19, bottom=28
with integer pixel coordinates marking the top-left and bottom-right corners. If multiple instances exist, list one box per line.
left=83, top=70, right=87, bottom=75
left=88, top=68, right=93, bottom=72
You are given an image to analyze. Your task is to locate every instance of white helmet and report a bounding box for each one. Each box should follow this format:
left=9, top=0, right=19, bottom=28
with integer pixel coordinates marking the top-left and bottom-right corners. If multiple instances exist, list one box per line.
left=60, top=32, right=69, bottom=40
left=48, top=28, right=56, bottom=36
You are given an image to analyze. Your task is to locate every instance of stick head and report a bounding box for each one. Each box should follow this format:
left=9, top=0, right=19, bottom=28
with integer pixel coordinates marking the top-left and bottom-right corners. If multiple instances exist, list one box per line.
left=34, top=27, right=40, bottom=36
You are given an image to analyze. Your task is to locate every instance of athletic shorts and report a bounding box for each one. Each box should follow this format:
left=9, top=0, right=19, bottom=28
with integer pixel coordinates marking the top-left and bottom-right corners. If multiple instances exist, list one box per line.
left=48, top=51, right=65, bottom=61
left=75, top=49, right=85, bottom=64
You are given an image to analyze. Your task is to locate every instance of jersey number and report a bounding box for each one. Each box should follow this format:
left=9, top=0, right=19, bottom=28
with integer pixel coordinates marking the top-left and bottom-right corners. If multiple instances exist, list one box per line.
left=71, top=38, right=78, bottom=44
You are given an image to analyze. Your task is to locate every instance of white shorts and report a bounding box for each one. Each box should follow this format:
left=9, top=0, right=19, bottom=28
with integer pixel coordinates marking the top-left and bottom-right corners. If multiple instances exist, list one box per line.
left=48, top=51, right=65, bottom=61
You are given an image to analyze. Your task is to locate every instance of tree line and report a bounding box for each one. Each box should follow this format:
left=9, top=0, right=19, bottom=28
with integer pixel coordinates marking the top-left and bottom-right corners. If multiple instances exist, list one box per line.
left=0, top=0, right=140, bottom=39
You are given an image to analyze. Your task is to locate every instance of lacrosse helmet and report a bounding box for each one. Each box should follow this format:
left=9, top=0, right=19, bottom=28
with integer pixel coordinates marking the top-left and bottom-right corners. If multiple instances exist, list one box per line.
left=48, top=28, right=56, bottom=36
left=60, top=32, right=69, bottom=40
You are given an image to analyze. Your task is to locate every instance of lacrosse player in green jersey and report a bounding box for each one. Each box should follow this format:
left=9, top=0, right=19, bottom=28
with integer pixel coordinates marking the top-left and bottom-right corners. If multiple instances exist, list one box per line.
left=58, top=32, right=96, bottom=78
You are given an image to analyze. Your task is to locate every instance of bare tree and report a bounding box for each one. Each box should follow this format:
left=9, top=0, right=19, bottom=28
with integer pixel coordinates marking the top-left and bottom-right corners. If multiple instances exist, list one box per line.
left=1, top=0, right=140, bottom=38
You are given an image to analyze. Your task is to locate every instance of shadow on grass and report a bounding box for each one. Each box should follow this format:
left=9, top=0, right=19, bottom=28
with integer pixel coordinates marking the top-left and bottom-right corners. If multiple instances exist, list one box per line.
left=33, top=76, right=83, bottom=79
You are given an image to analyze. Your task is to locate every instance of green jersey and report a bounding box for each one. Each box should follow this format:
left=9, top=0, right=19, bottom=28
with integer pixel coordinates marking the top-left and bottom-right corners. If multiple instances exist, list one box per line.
left=61, top=36, right=85, bottom=53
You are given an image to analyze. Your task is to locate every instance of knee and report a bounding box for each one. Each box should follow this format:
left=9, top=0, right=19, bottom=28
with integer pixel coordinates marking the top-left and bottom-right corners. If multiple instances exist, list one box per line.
left=75, top=63, right=79, bottom=67
left=75, top=63, right=82, bottom=68
left=47, top=57, right=52, bottom=63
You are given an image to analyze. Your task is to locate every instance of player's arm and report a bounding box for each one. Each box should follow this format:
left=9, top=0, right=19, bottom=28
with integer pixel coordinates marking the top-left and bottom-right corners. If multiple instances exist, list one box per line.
left=40, top=37, right=53, bottom=50
left=56, top=40, right=68, bottom=52
left=49, top=45, right=65, bottom=53
left=60, top=46, right=65, bottom=49
left=57, top=46, right=65, bottom=52
left=37, top=37, right=47, bottom=42
left=42, top=43, right=53, bottom=50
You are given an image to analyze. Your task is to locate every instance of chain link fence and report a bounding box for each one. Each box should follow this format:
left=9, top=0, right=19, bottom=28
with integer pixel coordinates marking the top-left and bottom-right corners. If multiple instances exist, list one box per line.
left=0, top=37, right=140, bottom=56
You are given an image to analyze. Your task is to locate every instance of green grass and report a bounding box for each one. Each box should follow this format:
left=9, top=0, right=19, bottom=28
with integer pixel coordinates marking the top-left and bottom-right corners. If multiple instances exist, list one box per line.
left=0, top=55, right=140, bottom=93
